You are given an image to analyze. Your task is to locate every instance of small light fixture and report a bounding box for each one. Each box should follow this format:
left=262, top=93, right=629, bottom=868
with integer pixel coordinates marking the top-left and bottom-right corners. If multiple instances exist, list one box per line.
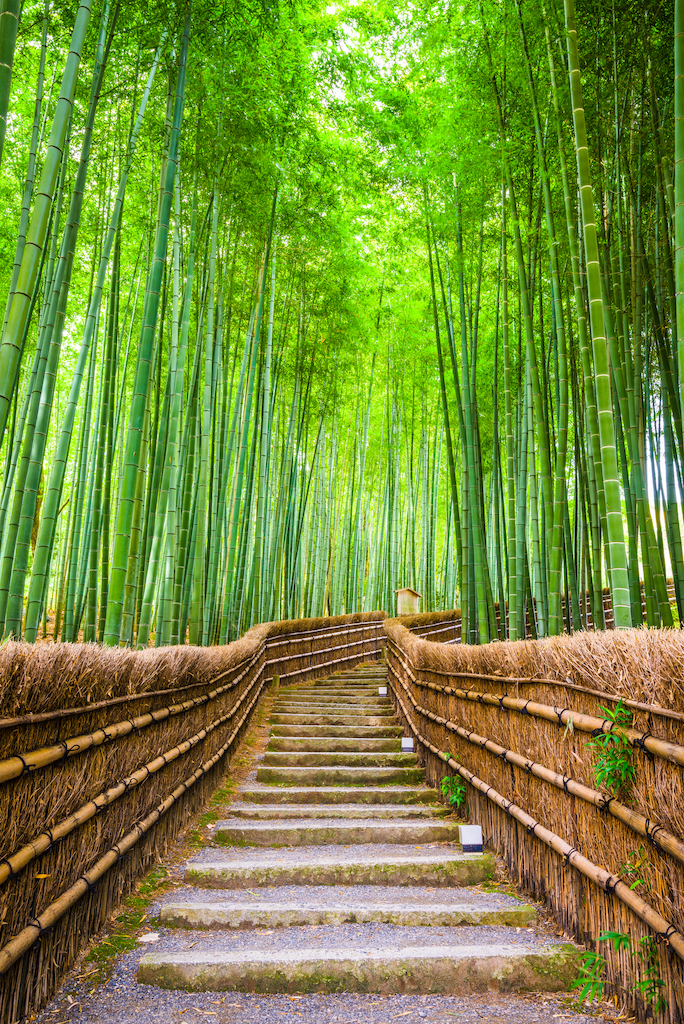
left=458, top=824, right=483, bottom=853
left=401, top=737, right=414, bottom=752
left=378, top=685, right=388, bottom=695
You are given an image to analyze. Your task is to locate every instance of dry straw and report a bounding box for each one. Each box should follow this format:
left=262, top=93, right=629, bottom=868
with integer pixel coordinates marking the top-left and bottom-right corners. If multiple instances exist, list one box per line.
left=0, top=614, right=385, bottom=1024
left=385, top=620, right=684, bottom=1023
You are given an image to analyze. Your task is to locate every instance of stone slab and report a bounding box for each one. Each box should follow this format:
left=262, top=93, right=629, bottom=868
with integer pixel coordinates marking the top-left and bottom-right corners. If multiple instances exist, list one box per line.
left=226, top=802, right=449, bottom=819
left=267, top=737, right=401, bottom=753
left=185, top=849, right=494, bottom=888
left=138, top=941, right=578, bottom=994
left=262, top=752, right=417, bottom=768
left=213, top=818, right=461, bottom=847
left=255, top=765, right=425, bottom=785
left=159, top=899, right=538, bottom=930
left=239, top=786, right=440, bottom=805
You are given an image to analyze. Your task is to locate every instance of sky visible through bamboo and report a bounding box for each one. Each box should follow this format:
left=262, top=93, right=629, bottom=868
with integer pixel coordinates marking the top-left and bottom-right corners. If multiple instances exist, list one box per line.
left=0, top=0, right=680, bottom=646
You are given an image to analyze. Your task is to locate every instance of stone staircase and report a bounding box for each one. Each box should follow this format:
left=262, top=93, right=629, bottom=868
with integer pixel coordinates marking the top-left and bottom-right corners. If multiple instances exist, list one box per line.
left=138, top=664, right=578, bottom=995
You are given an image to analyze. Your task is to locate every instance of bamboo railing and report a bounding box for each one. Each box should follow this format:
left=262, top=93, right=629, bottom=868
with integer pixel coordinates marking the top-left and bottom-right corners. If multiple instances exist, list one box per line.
left=385, top=617, right=684, bottom=1023
left=0, top=612, right=385, bottom=1023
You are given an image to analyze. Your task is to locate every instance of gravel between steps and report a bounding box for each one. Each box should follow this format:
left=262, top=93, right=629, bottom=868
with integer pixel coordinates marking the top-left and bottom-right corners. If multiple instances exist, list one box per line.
left=34, top=962, right=619, bottom=1024
left=131, top=921, right=555, bottom=953
left=152, top=884, right=529, bottom=911
left=188, top=842, right=464, bottom=863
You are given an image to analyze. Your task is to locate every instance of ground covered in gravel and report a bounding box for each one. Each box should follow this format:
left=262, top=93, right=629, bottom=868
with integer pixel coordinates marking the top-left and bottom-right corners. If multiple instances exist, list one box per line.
left=153, top=883, right=531, bottom=911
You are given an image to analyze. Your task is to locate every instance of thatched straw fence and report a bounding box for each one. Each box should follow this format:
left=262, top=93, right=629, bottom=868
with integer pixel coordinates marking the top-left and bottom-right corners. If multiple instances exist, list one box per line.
left=385, top=618, right=684, bottom=1022
left=0, top=612, right=385, bottom=1022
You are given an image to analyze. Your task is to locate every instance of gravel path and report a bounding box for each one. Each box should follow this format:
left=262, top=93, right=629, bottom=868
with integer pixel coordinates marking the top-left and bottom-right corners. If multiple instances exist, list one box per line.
left=187, top=842, right=461, bottom=863
left=153, top=884, right=530, bottom=911
left=34, top=967, right=618, bottom=1024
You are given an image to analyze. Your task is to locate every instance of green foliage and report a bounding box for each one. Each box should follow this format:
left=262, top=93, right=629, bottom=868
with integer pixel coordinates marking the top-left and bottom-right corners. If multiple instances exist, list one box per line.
left=620, top=845, right=649, bottom=892
left=440, top=771, right=467, bottom=808
left=634, top=936, right=667, bottom=1015
left=572, top=930, right=667, bottom=1015
left=571, top=947, right=607, bottom=1003
left=587, top=701, right=636, bottom=798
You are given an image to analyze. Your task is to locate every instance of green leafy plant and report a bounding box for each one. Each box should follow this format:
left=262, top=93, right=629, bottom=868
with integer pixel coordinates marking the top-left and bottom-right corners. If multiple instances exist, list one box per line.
left=620, top=845, right=649, bottom=892
left=571, top=948, right=608, bottom=1002
left=572, top=930, right=667, bottom=1015
left=440, top=771, right=467, bottom=809
left=634, top=936, right=667, bottom=1015
left=587, top=700, right=636, bottom=797
left=571, top=931, right=629, bottom=1003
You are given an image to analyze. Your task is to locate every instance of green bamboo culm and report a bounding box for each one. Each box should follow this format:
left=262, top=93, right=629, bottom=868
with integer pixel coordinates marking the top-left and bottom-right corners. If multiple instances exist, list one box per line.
left=676, top=0, right=684, bottom=415
left=0, top=0, right=94, bottom=451
left=103, top=15, right=191, bottom=646
left=0, top=0, right=21, bottom=172
left=563, top=0, right=631, bottom=628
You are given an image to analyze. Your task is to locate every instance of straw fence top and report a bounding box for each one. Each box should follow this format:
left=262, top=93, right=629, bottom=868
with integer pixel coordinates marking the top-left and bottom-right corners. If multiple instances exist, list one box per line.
left=385, top=621, right=684, bottom=715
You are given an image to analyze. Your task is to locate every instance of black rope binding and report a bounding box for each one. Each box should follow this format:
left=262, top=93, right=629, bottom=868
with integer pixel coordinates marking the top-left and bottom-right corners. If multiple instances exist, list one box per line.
left=556, top=708, right=568, bottom=727
left=0, top=856, right=20, bottom=882
left=26, top=916, right=44, bottom=939
left=633, top=731, right=653, bottom=756
left=13, top=752, right=32, bottom=776
left=520, top=700, right=531, bottom=716
left=604, top=875, right=618, bottom=896
left=80, top=875, right=98, bottom=896
left=563, top=847, right=577, bottom=865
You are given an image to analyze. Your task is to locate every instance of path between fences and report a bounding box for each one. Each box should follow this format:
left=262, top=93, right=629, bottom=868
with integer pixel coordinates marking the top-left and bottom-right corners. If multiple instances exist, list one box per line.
left=4, top=614, right=684, bottom=1021
left=31, top=662, right=619, bottom=1024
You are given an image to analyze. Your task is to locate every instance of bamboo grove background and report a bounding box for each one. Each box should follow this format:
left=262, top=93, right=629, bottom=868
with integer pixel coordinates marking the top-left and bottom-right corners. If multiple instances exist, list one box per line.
left=0, top=0, right=681, bottom=646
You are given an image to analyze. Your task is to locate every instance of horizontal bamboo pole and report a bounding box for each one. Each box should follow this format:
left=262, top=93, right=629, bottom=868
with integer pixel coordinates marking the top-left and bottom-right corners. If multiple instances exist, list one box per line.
left=386, top=658, right=684, bottom=964
left=0, top=655, right=255, bottom=731
left=0, top=649, right=262, bottom=785
left=386, top=640, right=684, bottom=766
left=0, top=669, right=263, bottom=886
left=0, top=677, right=266, bottom=975
left=386, top=659, right=684, bottom=868
left=428, top=668, right=684, bottom=723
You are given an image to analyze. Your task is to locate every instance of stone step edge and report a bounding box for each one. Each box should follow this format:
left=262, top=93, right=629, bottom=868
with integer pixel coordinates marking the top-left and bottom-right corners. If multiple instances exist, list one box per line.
left=158, top=900, right=538, bottom=928
left=184, top=852, right=495, bottom=888
left=137, top=942, right=579, bottom=994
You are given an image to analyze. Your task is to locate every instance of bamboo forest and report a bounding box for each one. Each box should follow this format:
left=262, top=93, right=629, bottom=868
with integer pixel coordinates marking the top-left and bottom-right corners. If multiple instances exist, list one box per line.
left=0, top=0, right=678, bottom=648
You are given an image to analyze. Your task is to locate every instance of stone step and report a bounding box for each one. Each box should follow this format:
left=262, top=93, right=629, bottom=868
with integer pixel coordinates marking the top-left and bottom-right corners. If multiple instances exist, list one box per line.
left=278, top=688, right=385, bottom=696
left=256, top=765, right=425, bottom=785
left=297, top=676, right=385, bottom=684
left=138, top=928, right=577, bottom=994
left=270, top=700, right=389, bottom=708
left=240, top=785, right=440, bottom=805
left=158, top=886, right=538, bottom=929
left=270, top=714, right=395, bottom=727
left=184, top=846, right=494, bottom=887
left=213, top=818, right=461, bottom=846
left=267, top=737, right=400, bottom=752
left=226, top=802, right=449, bottom=819
left=271, top=704, right=392, bottom=715
left=262, top=751, right=417, bottom=768
left=270, top=724, right=403, bottom=738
